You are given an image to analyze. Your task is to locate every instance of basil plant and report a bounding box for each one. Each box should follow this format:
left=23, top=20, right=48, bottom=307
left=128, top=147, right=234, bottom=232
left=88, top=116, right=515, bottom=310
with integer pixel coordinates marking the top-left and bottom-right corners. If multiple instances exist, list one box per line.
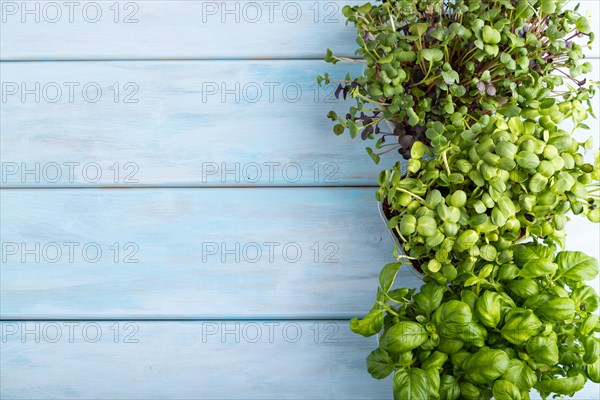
left=352, top=243, right=599, bottom=400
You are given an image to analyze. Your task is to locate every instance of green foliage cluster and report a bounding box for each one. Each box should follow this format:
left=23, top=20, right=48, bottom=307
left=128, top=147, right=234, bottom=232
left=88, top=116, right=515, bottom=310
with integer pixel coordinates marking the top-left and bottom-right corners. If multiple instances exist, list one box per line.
left=353, top=245, right=599, bottom=399
left=320, top=1, right=600, bottom=399
left=318, top=0, right=596, bottom=162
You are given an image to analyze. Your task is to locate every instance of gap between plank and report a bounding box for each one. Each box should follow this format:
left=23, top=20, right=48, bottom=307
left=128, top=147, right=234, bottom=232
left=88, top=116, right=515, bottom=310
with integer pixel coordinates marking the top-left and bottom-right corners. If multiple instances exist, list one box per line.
left=0, top=317, right=354, bottom=322
left=0, top=57, right=363, bottom=63
left=0, top=185, right=380, bottom=189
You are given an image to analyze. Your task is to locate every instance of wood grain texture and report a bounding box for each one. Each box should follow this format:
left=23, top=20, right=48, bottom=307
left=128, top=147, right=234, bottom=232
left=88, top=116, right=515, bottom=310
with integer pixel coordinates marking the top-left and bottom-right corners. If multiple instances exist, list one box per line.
left=2, top=59, right=598, bottom=187
left=1, top=0, right=598, bottom=61
left=1, top=319, right=599, bottom=399
left=0, top=0, right=364, bottom=60
left=0, top=320, right=392, bottom=399
left=0, top=60, right=397, bottom=187
left=0, top=188, right=423, bottom=319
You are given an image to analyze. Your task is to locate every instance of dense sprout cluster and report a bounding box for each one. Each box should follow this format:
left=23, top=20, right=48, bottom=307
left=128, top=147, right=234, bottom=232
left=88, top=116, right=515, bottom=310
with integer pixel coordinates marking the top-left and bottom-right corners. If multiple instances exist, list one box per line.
left=377, top=114, right=599, bottom=279
left=320, top=1, right=600, bottom=399
left=318, top=0, right=596, bottom=163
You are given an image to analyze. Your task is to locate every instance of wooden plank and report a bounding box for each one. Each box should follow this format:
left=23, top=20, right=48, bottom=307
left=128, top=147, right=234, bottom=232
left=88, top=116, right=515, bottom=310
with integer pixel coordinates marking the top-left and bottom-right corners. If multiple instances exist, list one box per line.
left=0, top=0, right=364, bottom=60
left=1, top=320, right=598, bottom=399
left=0, top=320, right=392, bottom=399
left=2, top=59, right=598, bottom=188
left=0, top=188, right=421, bottom=319
left=0, top=59, right=394, bottom=187
left=0, top=0, right=597, bottom=61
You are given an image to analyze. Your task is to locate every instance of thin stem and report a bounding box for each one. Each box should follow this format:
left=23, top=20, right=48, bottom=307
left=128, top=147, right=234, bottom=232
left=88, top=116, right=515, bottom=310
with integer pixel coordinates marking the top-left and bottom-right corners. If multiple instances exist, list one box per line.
left=396, top=188, right=426, bottom=203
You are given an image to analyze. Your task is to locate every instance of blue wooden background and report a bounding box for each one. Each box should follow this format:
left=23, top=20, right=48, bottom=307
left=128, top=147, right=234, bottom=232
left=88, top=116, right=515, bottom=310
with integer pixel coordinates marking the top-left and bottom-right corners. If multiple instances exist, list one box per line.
left=0, top=1, right=599, bottom=398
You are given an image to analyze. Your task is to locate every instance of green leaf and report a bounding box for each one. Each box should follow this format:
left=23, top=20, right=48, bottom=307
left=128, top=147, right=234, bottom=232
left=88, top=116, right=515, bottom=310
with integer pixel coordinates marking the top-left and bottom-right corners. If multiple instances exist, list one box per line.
left=366, top=147, right=381, bottom=164
left=422, top=351, right=448, bottom=371
left=433, top=300, right=473, bottom=339
left=333, top=124, right=344, bottom=135
left=576, top=16, right=592, bottom=34
left=507, top=117, right=523, bottom=135
left=417, top=216, right=437, bottom=237
left=492, top=380, right=522, bottom=400
left=501, top=309, right=542, bottom=345
left=502, top=359, right=537, bottom=391
left=588, top=358, right=600, bottom=383
left=410, top=23, right=429, bottom=37
left=382, top=321, right=428, bottom=353
left=519, top=259, right=558, bottom=278
left=498, top=103, right=521, bottom=117
left=379, top=262, right=402, bottom=293
left=347, top=119, right=358, bottom=138
left=463, top=349, right=510, bottom=385
left=442, top=70, right=459, bottom=84
left=421, top=48, right=444, bottom=62
left=454, top=230, right=479, bottom=252
left=396, top=51, right=417, bottom=62
left=400, top=214, right=417, bottom=236
left=366, top=348, right=395, bottom=379
left=350, top=307, right=384, bottom=337
left=516, top=151, right=540, bottom=170
left=414, top=283, right=447, bottom=315
left=526, top=335, right=559, bottom=365
left=572, top=286, right=600, bottom=313
left=540, top=0, right=556, bottom=14
left=514, top=243, right=555, bottom=267
left=475, top=291, right=503, bottom=328
left=388, top=288, right=410, bottom=304
left=439, top=375, right=461, bottom=400
left=555, top=251, right=599, bottom=281
left=508, top=278, right=539, bottom=299
left=534, top=372, right=586, bottom=396
left=393, top=368, right=430, bottom=400
left=534, top=298, right=576, bottom=322
left=482, top=25, right=501, bottom=44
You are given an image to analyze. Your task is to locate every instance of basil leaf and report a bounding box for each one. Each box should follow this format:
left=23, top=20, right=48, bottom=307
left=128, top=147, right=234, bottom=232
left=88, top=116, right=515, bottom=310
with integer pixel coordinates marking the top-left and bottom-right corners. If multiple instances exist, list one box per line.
left=393, top=368, right=430, bottom=400
left=555, top=251, right=599, bottom=281
left=433, top=300, right=473, bottom=327
left=587, top=358, right=600, bottom=383
left=436, top=337, right=464, bottom=355
left=350, top=307, right=384, bottom=337
left=424, top=367, right=441, bottom=398
left=382, top=321, right=428, bottom=353
left=421, top=351, right=448, bottom=370
left=439, top=375, right=461, bottom=400
left=460, top=381, right=481, bottom=399
left=414, top=282, right=447, bottom=315
left=366, top=348, right=395, bottom=379
left=534, top=372, right=586, bottom=396
left=507, top=278, right=539, bottom=299
left=501, top=309, right=542, bottom=345
left=502, top=359, right=537, bottom=391
left=475, top=291, right=503, bottom=328
left=572, top=286, right=600, bottom=313
left=379, top=262, right=402, bottom=293
left=514, top=243, right=558, bottom=277
left=463, top=349, right=510, bottom=385
left=583, top=336, right=600, bottom=365
left=526, top=335, right=559, bottom=365
left=492, top=380, right=522, bottom=400
left=534, top=298, right=576, bottom=322
left=513, top=243, right=555, bottom=266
